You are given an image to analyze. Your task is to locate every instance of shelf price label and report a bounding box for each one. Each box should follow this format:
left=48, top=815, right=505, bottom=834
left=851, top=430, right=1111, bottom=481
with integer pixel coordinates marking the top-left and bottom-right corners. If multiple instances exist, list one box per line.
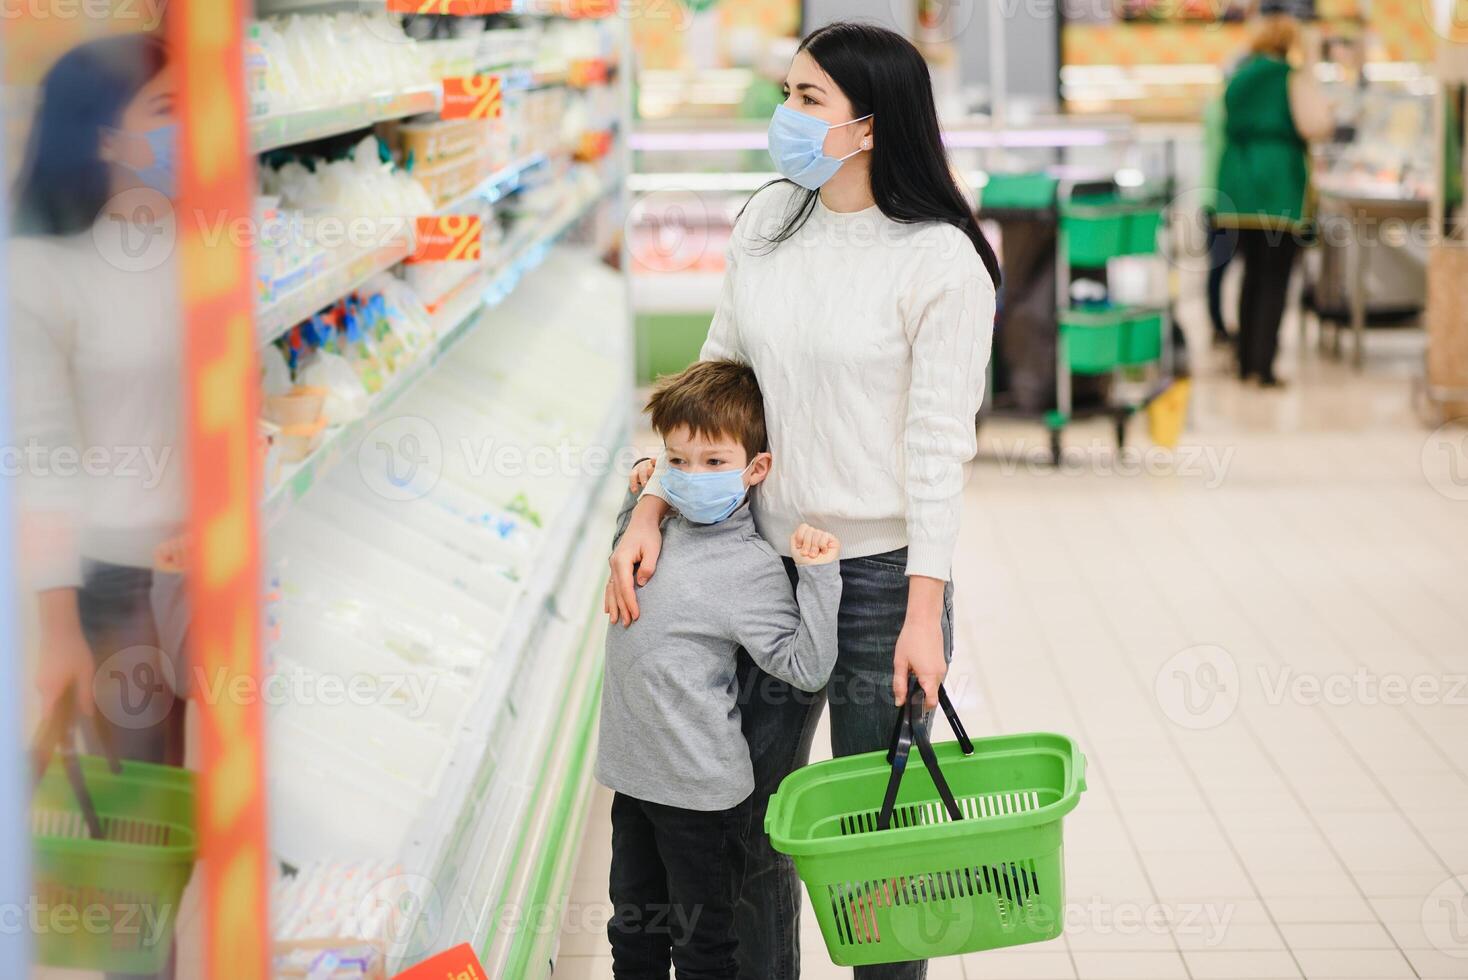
left=576, top=128, right=615, bottom=162
left=568, top=58, right=610, bottom=87
left=442, top=74, right=503, bottom=120
left=564, top=0, right=619, bottom=16
left=412, top=215, right=484, bottom=263
left=391, top=943, right=488, bottom=980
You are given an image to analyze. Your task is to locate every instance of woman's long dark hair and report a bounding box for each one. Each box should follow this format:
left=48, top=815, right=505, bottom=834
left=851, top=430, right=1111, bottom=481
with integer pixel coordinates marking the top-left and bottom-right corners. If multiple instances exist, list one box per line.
left=12, top=34, right=168, bottom=237
left=750, top=21, right=1001, bottom=288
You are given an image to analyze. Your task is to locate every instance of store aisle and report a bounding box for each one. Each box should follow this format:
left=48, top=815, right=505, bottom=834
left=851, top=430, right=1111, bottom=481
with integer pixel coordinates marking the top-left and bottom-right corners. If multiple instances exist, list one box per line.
left=556, top=328, right=1468, bottom=980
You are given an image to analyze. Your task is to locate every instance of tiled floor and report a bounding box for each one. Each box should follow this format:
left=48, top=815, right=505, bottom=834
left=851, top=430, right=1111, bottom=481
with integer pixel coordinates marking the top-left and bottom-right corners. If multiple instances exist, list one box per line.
left=556, top=308, right=1468, bottom=979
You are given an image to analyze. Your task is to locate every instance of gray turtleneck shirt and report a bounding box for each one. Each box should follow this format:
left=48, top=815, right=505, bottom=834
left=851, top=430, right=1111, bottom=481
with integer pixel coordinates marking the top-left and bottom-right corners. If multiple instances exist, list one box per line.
left=596, top=489, right=842, bottom=811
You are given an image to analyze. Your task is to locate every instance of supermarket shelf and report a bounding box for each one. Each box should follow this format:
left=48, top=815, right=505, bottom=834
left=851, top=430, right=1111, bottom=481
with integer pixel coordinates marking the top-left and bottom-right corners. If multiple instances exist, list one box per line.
left=483, top=492, right=614, bottom=978
left=396, top=407, right=625, bottom=974
left=435, top=152, right=549, bottom=214
left=252, top=85, right=441, bottom=153
left=256, top=156, right=550, bottom=347
left=261, top=182, right=613, bottom=525
left=257, top=236, right=412, bottom=346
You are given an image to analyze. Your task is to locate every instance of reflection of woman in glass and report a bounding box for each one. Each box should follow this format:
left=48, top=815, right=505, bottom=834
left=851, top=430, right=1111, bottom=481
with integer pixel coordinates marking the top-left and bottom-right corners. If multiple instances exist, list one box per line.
left=10, top=34, right=187, bottom=776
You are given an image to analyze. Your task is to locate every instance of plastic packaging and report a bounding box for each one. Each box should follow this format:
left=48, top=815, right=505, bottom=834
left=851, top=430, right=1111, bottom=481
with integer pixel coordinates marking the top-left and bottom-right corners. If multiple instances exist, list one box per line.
left=298, top=350, right=369, bottom=424
left=264, top=386, right=327, bottom=427
left=263, top=136, right=435, bottom=219
left=261, top=343, right=294, bottom=397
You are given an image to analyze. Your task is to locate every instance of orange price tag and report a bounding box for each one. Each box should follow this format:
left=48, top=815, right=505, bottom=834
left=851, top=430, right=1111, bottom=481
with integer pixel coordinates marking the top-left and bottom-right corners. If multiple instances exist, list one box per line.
left=566, top=0, right=618, bottom=16
left=386, top=0, right=512, bottom=12
left=442, top=75, right=503, bottom=120
left=412, top=215, right=484, bottom=263
left=568, top=58, right=609, bottom=87
left=391, top=943, right=488, bottom=980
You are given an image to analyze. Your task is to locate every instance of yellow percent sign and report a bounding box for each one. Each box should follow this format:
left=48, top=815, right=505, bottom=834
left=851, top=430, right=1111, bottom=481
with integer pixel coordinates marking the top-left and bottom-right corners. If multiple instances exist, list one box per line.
left=413, top=215, right=484, bottom=262
left=442, top=74, right=503, bottom=120
left=441, top=215, right=483, bottom=261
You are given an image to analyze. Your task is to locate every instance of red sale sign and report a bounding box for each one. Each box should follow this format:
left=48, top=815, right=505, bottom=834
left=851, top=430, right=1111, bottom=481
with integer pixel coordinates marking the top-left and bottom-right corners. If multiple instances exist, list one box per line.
left=411, top=216, right=484, bottom=263
left=391, top=944, right=489, bottom=980
left=441, top=74, right=503, bottom=120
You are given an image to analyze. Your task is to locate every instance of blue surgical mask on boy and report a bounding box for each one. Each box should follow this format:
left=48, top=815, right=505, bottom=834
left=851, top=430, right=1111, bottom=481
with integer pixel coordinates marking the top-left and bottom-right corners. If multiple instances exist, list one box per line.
left=767, top=105, right=873, bottom=191
left=661, top=461, right=755, bottom=525
left=114, top=123, right=178, bottom=199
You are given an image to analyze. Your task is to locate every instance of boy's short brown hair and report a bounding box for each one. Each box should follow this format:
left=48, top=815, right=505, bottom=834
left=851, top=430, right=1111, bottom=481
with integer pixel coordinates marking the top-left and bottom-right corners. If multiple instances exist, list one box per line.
left=645, top=359, right=767, bottom=459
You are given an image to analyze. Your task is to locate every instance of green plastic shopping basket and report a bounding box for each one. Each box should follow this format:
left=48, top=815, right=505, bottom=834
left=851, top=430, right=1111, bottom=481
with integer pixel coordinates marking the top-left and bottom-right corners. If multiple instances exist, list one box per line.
left=766, top=681, right=1086, bottom=967
left=30, top=689, right=198, bottom=973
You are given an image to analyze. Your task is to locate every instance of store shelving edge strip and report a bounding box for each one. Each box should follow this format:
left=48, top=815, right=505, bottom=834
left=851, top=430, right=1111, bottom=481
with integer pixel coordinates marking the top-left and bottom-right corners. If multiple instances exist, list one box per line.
left=474, top=602, right=602, bottom=974
left=435, top=152, right=549, bottom=215
left=495, top=623, right=606, bottom=979
left=256, top=237, right=413, bottom=347
left=251, top=84, right=442, bottom=154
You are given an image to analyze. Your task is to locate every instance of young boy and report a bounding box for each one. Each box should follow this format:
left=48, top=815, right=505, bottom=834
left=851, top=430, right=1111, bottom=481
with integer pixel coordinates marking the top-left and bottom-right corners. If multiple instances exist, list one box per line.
left=596, top=359, right=842, bottom=980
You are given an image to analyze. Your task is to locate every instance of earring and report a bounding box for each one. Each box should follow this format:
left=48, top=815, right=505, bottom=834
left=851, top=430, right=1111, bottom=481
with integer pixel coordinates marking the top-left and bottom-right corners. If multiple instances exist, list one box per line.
left=861, top=137, right=872, bottom=149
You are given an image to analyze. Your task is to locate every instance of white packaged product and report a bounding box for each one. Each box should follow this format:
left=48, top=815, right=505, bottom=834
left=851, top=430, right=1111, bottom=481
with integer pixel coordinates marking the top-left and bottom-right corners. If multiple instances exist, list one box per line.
left=298, top=350, right=369, bottom=424
left=261, top=344, right=294, bottom=396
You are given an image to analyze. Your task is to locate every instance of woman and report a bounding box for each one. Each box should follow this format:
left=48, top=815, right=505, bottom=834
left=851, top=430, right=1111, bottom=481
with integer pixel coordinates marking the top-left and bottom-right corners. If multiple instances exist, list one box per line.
left=1215, top=11, right=1332, bottom=386
left=607, top=22, right=998, bottom=980
left=11, top=34, right=187, bottom=771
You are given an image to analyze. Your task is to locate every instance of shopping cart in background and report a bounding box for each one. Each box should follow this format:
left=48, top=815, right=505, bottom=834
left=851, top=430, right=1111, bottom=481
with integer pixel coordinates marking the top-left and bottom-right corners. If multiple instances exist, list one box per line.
left=979, top=173, right=1186, bottom=463
left=30, top=688, right=198, bottom=974
left=1052, top=190, right=1180, bottom=460
left=765, top=678, right=1086, bottom=967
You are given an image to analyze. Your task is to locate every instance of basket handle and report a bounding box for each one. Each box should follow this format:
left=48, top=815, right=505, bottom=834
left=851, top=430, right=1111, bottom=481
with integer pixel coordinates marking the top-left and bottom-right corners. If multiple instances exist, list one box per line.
left=31, top=684, right=115, bottom=840
left=886, top=678, right=973, bottom=762
left=877, top=677, right=966, bottom=831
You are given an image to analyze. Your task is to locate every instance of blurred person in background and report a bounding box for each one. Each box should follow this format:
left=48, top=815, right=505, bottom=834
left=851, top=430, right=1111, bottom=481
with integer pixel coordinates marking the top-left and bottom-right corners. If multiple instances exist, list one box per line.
left=9, top=32, right=188, bottom=787
left=1198, top=39, right=1250, bottom=349
left=1214, top=9, right=1333, bottom=387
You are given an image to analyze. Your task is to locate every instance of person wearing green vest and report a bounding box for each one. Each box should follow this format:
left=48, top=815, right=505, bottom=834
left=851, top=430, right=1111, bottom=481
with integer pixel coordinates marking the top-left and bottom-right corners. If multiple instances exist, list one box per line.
left=1215, top=11, right=1332, bottom=386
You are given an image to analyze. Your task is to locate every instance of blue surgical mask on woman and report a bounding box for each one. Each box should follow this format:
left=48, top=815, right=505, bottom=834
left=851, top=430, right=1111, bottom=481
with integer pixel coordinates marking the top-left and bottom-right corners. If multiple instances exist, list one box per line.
left=661, top=461, right=755, bottom=525
left=114, top=123, right=178, bottom=199
left=767, top=104, right=873, bottom=191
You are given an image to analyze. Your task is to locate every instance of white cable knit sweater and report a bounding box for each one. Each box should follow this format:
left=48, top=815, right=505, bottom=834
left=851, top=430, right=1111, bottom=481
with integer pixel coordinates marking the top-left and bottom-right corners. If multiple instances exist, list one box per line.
left=649, top=183, right=996, bottom=581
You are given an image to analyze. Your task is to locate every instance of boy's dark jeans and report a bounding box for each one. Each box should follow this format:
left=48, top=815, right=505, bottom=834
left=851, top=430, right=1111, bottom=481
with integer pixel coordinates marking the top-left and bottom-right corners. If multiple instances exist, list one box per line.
left=608, top=791, right=752, bottom=980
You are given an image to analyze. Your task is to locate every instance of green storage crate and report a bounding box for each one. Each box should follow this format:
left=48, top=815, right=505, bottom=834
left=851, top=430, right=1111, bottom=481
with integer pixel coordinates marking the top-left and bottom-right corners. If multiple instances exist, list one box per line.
left=1124, top=209, right=1162, bottom=255
left=1121, top=311, right=1164, bottom=365
left=766, top=732, right=1086, bottom=967
left=1060, top=197, right=1163, bottom=266
left=32, top=755, right=197, bottom=973
left=980, top=173, right=1058, bottom=211
left=1059, top=198, right=1125, bottom=267
left=1060, top=308, right=1126, bottom=374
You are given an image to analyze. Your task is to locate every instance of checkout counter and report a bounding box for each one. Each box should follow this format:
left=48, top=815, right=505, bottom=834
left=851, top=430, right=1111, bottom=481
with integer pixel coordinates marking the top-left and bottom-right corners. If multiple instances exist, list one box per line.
left=1307, top=82, right=1435, bottom=368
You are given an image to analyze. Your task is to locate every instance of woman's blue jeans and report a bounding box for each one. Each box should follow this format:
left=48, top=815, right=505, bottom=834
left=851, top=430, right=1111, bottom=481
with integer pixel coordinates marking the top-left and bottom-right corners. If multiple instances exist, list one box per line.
left=735, top=547, right=954, bottom=980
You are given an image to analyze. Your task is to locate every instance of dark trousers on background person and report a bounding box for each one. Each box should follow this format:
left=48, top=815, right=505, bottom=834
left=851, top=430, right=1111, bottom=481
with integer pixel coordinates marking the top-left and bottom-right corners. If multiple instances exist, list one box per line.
left=1206, top=220, right=1238, bottom=343
left=607, top=792, right=752, bottom=980
left=734, top=548, right=954, bottom=980
left=1235, top=226, right=1301, bottom=383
